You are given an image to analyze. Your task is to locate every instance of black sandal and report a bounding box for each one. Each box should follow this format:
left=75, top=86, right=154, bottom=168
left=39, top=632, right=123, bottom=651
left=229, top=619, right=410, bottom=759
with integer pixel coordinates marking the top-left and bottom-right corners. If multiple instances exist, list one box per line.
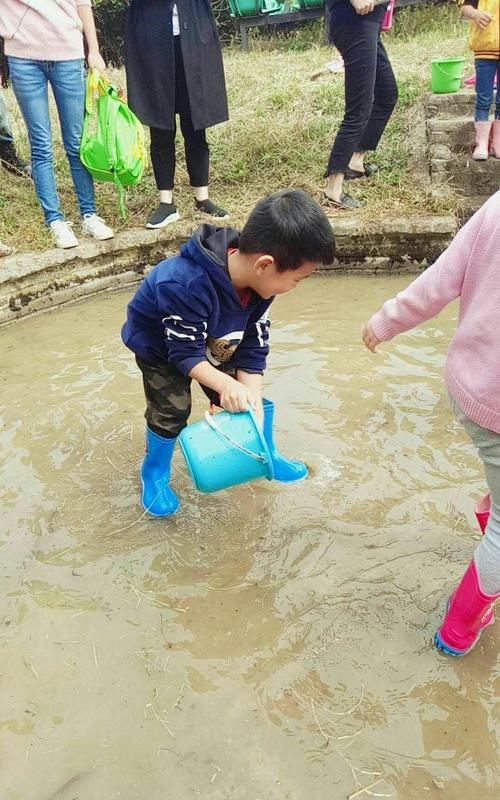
left=323, top=191, right=361, bottom=210
left=345, top=163, right=379, bottom=181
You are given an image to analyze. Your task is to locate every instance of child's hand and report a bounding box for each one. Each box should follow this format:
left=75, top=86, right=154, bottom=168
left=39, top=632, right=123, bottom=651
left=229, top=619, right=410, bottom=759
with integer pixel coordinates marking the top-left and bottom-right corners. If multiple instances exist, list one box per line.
left=475, top=10, right=494, bottom=28
left=362, top=322, right=381, bottom=353
left=220, top=381, right=257, bottom=414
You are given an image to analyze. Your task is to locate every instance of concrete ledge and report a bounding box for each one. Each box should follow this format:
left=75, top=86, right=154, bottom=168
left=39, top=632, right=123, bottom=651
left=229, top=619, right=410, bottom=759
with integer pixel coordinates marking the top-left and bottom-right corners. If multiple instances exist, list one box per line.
left=425, top=90, right=475, bottom=119
left=0, top=216, right=456, bottom=326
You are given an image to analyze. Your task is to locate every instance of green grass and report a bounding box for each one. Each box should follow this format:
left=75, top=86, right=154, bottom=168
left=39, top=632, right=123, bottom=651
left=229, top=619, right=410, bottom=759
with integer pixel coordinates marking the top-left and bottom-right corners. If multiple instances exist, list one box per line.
left=0, top=4, right=470, bottom=253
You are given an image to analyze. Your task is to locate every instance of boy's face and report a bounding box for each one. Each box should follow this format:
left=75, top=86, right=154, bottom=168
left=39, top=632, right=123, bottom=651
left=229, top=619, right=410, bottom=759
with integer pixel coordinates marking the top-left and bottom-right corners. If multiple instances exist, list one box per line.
left=253, top=259, right=317, bottom=299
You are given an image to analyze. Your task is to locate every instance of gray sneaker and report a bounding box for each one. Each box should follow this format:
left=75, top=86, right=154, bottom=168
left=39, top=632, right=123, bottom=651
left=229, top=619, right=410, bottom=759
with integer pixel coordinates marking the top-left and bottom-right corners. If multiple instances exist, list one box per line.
left=146, top=203, right=180, bottom=229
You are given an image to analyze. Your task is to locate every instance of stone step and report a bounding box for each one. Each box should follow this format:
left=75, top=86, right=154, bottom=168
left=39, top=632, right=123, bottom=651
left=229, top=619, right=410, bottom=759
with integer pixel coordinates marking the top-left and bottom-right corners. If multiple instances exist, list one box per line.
left=457, top=194, right=491, bottom=223
left=425, top=90, right=475, bottom=119
left=434, top=156, right=500, bottom=195
left=427, top=116, right=474, bottom=152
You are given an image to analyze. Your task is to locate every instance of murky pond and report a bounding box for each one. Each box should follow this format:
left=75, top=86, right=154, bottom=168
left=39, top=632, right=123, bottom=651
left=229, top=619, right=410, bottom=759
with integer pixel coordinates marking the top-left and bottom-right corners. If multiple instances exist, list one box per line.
left=1, top=275, right=499, bottom=800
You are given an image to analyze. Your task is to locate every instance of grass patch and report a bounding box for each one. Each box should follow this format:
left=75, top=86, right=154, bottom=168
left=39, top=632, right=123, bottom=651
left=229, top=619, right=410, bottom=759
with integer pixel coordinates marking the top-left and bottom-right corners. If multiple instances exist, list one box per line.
left=0, top=4, right=469, bottom=252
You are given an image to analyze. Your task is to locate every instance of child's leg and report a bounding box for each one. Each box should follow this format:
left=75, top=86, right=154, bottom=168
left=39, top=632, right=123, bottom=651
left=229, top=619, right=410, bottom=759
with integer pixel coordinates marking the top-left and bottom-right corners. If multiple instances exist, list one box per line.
left=495, top=60, right=500, bottom=120
left=449, top=396, right=500, bottom=591
left=457, top=412, right=500, bottom=595
left=434, top=399, right=500, bottom=654
left=135, top=356, right=191, bottom=516
left=136, top=356, right=191, bottom=438
left=474, top=58, right=497, bottom=121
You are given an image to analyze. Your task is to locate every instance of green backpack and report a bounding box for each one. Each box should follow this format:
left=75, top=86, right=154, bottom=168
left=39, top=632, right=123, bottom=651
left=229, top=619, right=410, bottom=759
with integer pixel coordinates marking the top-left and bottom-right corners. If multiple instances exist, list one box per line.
left=80, top=71, right=146, bottom=217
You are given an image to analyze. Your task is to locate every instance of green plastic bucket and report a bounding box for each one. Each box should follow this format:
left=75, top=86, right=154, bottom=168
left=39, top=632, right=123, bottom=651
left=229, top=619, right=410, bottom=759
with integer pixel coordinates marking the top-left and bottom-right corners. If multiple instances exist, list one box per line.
left=431, top=57, right=465, bottom=94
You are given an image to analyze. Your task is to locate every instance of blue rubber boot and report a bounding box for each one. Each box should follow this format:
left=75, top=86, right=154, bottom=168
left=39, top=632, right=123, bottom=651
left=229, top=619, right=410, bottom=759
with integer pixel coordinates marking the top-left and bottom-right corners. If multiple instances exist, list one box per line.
left=140, top=427, right=179, bottom=517
left=263, top=398, right=308, bottom=483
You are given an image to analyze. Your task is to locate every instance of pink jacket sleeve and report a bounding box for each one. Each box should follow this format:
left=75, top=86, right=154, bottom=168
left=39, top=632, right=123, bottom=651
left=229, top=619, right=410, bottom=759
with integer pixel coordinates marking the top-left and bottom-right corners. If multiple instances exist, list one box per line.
left=369, top=201, right=489, bottom=342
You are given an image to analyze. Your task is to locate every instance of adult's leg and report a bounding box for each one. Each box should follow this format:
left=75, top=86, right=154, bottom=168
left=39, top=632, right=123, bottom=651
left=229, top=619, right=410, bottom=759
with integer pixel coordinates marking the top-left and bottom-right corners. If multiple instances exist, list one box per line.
left=149, top=125, right=177, bottom=194
left=327, top=20, right=379, bottom=173
left=50, top=59, right=95, bottom=218
left=174, top=38, right=209, bottom=200
left=356, top=36, right=398, bottom=154
left=0, top=90, right=14, bottom=144
left=8, top=57, right=63, bottom=224
left=325, top=15, right=379, bottom=203
left=147, top=126, right=180, bottom=225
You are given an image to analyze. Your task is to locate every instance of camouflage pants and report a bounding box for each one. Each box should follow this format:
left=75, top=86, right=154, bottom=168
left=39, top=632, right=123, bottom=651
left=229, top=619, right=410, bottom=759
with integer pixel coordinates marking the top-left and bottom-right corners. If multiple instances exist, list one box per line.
left=136, top=356, right=235, bottom=438
left=136, top=356, right=192, bottom=438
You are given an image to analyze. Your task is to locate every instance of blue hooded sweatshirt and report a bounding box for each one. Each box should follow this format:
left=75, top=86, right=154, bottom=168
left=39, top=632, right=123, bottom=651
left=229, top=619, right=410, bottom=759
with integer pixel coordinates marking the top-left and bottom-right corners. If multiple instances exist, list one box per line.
left=121, top=224, right=273, bottom=376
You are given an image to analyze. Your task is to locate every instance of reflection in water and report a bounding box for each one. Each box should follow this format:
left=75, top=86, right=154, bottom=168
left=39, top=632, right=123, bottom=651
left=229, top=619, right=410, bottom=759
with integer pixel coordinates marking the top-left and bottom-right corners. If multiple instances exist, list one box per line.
left=0, top=277, right=498, bottom=799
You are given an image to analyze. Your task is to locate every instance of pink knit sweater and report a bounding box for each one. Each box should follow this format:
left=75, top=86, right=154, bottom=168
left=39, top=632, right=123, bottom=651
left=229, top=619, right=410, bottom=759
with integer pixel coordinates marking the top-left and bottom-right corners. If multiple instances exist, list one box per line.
left=0, top=0, right=91, bottom=62
left=370, top=191, right=500, bottom=434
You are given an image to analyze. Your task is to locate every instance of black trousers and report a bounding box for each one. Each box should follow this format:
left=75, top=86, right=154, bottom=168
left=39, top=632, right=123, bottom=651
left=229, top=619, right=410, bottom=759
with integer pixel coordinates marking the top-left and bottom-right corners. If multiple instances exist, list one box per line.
left=149, top=37, right=209, bottom=190
left=326, top=5, right=398, bottom=176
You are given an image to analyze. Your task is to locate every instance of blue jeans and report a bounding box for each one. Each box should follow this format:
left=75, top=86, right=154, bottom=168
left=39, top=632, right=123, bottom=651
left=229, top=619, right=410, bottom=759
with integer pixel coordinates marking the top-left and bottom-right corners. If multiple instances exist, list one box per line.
left=8, top=58, right=95, bottom=224
left=0, top=91, right=14, bottom=144
left=475, top=58, right=500, bottom=122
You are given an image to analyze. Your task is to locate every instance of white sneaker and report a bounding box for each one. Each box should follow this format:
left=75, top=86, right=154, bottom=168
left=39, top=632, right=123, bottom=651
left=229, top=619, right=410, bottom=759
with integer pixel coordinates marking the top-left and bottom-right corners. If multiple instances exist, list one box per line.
left=50, top=219, right=79, bottom=249
left=81, top=213, right=114, bottom=241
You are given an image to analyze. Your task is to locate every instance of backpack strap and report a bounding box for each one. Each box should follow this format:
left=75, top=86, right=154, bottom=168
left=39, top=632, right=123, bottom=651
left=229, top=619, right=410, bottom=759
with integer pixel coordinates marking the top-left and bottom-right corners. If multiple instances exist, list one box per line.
left=102, top=84, right=127, bottom=218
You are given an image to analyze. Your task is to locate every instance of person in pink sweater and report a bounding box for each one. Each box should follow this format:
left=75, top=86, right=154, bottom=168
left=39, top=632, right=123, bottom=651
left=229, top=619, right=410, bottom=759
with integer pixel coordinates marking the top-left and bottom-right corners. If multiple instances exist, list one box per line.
left=362, top=190, right=500, bottom=657
left=0, top=0, right=114, bottom=248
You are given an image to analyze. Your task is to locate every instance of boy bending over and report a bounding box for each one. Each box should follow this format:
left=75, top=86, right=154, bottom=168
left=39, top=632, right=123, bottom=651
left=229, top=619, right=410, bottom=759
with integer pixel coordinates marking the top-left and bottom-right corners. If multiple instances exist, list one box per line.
left=122, top=190, right=335, bottom=516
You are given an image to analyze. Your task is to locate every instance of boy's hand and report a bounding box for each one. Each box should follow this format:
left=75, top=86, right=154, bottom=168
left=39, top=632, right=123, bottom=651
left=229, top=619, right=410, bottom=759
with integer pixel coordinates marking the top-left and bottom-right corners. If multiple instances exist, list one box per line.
left=475, top=10, right=494, bottom=28
left=362, top=322, right=381, bottom=352
left=220, top=380, right=257, bottom=414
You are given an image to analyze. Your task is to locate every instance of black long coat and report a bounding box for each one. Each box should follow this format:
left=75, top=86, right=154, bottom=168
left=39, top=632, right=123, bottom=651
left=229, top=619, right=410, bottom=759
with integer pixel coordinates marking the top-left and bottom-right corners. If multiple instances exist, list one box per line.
left=124, top=0, right=229, bottom=131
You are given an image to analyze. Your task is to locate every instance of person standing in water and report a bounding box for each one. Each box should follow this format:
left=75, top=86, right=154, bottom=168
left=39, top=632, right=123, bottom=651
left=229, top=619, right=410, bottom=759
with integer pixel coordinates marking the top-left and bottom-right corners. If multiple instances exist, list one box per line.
left=324, top=0, right=398, bottom=209
left=363, top=191, right=500, bottom=657
left=124, top=0, right=229, bottom=229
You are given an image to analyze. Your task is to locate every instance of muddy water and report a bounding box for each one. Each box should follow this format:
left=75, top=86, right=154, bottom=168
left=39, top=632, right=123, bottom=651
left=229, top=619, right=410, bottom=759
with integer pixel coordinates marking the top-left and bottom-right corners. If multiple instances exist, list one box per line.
left=1, top=276, right=498, bottom=800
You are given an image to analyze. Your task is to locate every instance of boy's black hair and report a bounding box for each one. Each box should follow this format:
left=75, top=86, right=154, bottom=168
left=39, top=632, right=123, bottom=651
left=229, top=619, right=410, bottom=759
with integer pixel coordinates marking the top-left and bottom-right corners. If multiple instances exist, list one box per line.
left=239, top=189, right=335, bottom=271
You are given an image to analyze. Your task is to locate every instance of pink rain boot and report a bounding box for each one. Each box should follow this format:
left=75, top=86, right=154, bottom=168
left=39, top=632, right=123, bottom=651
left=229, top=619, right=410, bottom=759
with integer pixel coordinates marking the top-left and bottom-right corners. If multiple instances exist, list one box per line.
left=473, top=121, right=493, bottom=161
left=434, top=560, right=500, bottom=656
left=492, top=120, right=500, bottom=159
left=475, top=493, right=490, bottom=534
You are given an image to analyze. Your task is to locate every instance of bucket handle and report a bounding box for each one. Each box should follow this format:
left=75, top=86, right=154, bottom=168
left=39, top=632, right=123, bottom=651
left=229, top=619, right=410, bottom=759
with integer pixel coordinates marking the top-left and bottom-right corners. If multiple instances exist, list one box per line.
left=433, top=62, right=465, bottom=80
left=204, top=411, right=267, bottom=463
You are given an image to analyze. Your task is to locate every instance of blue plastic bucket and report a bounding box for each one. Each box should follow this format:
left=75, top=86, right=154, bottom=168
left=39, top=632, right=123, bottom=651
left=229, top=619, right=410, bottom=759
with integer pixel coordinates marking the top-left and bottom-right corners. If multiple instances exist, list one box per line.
left=179, top=409, right=274, bottom=493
